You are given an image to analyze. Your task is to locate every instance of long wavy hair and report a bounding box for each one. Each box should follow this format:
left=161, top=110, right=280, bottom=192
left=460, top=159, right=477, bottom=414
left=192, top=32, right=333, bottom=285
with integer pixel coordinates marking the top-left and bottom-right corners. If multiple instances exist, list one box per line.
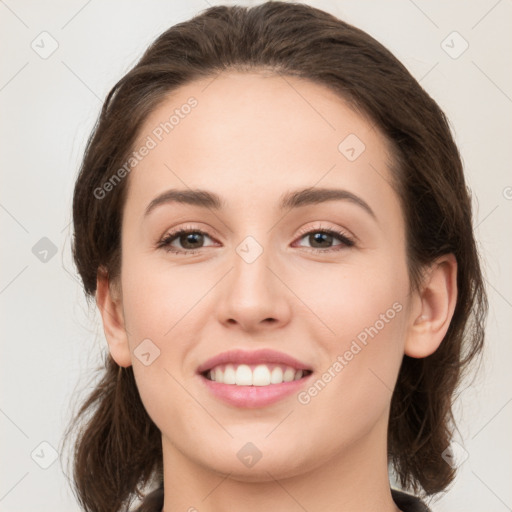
left=62, top=2, right=488, bottom=511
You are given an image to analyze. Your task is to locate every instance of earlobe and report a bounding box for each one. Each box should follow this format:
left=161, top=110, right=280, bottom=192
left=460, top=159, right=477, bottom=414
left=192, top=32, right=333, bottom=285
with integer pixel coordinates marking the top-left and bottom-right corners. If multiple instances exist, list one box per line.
left=95, top=267, right=132, bottom=367
left=405, top=254, right=458, bottom=358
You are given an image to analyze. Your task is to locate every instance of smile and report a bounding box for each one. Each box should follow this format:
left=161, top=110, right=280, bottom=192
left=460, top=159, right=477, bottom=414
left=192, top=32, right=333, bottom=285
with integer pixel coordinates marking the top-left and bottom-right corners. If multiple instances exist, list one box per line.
left=202, top=363, right=312, bottom=386
left=197, top=348, right=315, bottom=408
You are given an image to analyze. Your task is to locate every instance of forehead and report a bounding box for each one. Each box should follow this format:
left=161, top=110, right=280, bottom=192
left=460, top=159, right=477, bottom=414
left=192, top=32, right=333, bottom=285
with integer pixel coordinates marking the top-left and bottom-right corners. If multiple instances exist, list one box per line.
left=125, top=71, right=398, bottom=219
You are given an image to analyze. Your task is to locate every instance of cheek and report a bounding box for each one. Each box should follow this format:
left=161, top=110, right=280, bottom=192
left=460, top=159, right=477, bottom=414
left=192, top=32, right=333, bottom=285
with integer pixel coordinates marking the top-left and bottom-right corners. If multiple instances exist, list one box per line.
left=337, top=272, right=408, bottom=347
left=292, top=253, right=409, bottom=408
left=120, top=253, right=211, bottom=342
left=120, top=258, right=207, bottom=432
left=290, top=252, right=409, bottom=344
left=119, top=251, right=224, bottom=408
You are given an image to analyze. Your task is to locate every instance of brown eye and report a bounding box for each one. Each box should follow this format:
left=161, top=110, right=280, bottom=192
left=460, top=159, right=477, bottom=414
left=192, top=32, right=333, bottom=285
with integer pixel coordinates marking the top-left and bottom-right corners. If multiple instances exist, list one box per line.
left=158, top=229, right=216, bottom=254
left=307, top=231, right=335, bottom=249
left=177, top=231, right=205, bottom=249
left=295, top=228, right=355, bottom=252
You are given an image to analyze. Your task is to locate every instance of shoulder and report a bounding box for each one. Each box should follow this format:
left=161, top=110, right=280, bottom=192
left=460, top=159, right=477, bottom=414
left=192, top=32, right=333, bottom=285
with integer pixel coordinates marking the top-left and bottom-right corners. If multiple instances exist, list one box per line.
left=391, top=488, right=432, bottom=512
left=130, top=485, right=164, bottom=512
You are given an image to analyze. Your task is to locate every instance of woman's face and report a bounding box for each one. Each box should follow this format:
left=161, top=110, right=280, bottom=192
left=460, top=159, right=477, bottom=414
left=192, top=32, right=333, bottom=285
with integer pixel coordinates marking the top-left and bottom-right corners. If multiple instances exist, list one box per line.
left=109, top=72, right=416, bottom=480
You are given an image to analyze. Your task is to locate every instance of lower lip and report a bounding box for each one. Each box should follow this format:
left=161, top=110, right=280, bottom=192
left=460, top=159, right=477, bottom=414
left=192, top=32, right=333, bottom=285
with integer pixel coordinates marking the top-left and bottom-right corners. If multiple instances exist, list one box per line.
left=198, top=373, right=313, bottom=409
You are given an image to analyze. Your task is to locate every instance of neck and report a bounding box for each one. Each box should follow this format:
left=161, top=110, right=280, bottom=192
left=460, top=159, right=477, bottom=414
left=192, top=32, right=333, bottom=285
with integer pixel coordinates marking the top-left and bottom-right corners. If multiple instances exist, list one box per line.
left=161, top=413, right=401, bottom=512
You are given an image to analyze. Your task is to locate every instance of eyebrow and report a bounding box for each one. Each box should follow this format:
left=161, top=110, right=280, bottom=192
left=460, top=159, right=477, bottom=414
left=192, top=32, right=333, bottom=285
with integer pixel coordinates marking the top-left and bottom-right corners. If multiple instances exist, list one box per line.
left=144, top=187, right=376, bottom=219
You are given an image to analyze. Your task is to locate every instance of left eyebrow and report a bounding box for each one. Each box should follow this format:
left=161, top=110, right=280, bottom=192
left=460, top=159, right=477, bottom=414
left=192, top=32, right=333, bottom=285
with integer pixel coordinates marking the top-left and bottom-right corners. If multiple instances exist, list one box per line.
left=143, top=186, right=376, bottom=220
left=278, top=187, right=376, bottom=219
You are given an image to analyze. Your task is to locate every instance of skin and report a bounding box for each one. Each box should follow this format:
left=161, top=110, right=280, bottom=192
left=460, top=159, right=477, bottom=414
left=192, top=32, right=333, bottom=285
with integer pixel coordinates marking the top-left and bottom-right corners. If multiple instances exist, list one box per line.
left=96, top=71, right=457, bottom=512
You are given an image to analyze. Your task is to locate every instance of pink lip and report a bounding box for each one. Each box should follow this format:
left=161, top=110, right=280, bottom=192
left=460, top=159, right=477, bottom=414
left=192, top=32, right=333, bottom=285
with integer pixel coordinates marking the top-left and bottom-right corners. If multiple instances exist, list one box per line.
left=196, top=349, right=314, bottom=409
left=196, top=348, right=312, bottom=374
left=199, top=372, right=314, bottom=409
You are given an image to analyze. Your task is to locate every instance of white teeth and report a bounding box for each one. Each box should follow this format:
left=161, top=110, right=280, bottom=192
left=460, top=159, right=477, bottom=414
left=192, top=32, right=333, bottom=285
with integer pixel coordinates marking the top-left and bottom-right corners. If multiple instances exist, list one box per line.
left=235, top=364, right=253, bottom=386
left=270, top=366, right=283, bottom=384
left=223, top=364, right=236, bottom=384
left=206, top=364, right=308, bottom=386
left=283, top=367, right=295, bottom=382
left=252, top=365, right=271, bottom=386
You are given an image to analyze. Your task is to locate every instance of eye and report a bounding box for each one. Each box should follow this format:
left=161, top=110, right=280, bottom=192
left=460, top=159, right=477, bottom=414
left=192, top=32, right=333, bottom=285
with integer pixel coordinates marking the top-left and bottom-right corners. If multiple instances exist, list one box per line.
left=156, top=224, right=355, bottom=256
left=156, top=227, right=217, bottom=255
left=293, top=225, right=355, bottom=253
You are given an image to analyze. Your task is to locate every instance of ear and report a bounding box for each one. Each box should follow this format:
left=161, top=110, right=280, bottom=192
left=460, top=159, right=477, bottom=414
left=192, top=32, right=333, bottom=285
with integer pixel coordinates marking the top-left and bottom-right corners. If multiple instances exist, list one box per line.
left=405, top=254, right=458, bottom=358
left=95, top=267, right=132, bottom=367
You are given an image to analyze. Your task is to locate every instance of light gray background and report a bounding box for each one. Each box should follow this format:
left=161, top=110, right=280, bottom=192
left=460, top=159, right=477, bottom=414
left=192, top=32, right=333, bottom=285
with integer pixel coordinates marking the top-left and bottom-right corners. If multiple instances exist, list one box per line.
left=1, top=1, right=511, bottom=511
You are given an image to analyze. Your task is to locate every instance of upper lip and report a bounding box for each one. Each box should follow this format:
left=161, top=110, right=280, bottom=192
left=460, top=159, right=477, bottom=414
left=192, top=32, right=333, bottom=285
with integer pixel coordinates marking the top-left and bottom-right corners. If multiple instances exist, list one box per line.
left=197, top=349, right=313, bottom=374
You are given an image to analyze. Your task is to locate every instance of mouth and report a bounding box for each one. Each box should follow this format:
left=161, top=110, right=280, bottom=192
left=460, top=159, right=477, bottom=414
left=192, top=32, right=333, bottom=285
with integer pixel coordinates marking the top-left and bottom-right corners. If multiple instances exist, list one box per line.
left=196, top=349, right=314, bottom=408
left=201, top=363, right=313, bottom=386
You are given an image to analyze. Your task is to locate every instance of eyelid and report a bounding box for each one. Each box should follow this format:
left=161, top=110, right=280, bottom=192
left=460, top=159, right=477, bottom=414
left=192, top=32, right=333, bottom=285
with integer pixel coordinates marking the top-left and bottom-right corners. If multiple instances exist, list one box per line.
left=294, top=223, right=355, bottom=244
left=156, top=222, right=356, bottom=255
left=156, top=224, right=218, bottom=253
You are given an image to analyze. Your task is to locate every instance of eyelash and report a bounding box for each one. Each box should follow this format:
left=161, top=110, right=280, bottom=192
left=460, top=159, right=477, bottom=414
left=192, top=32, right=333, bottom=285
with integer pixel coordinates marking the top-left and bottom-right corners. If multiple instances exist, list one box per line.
left=156, top=224, right=355, bottom=256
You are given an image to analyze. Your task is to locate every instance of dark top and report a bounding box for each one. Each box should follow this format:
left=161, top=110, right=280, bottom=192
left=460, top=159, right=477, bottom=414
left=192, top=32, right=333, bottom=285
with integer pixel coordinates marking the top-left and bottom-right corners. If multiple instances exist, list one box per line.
left=132, top=485, right=431, bottom=511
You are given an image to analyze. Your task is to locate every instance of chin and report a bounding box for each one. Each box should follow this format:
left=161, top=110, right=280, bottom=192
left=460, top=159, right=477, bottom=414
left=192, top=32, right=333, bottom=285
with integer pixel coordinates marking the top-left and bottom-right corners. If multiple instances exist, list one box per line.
left=199, top=444, right=312, bottom=482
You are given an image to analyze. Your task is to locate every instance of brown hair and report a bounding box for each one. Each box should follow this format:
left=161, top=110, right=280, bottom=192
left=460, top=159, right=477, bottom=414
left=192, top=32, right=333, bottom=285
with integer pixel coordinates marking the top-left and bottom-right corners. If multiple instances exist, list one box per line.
left=63, top=2, right=488, bottom=511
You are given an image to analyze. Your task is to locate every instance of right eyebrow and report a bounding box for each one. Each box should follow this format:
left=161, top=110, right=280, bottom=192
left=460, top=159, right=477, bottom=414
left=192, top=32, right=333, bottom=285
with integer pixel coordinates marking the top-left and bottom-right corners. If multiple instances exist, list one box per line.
left=144, top=189, right=225, bottom=218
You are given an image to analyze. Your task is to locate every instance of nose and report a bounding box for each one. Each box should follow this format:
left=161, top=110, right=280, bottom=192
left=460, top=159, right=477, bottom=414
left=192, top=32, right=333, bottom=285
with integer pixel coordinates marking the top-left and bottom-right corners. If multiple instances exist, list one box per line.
left=214, top=240, right=292, bottom=333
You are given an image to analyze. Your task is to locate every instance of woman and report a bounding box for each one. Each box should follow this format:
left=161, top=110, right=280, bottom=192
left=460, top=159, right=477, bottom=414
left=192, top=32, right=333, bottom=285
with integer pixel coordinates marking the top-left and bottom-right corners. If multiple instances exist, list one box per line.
left=63, top=2, right=487, bottom=511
